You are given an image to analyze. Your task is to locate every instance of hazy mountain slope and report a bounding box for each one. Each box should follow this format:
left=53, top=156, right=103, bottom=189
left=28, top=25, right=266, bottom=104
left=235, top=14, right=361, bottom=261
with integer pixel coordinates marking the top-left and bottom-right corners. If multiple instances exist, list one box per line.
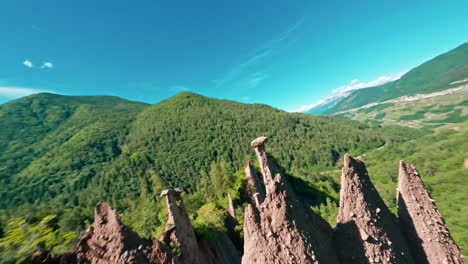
left=325, top=42, right=468, bottom=114
left=334, top=88, right=468, bottom=128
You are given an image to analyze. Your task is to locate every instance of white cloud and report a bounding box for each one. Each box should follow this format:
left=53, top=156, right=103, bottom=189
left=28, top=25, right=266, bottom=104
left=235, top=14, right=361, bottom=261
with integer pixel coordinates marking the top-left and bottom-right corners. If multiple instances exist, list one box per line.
left=22, top=60, right=54, bottom=69
left=40, top=62, right=54, bottom=69
left=0, top=86, right=52, bottom=99
left=23, top=60, right=33, bottom=68
left=294, top=72, right=406, bottom=113
left=294, top=99, right=328, bottom=113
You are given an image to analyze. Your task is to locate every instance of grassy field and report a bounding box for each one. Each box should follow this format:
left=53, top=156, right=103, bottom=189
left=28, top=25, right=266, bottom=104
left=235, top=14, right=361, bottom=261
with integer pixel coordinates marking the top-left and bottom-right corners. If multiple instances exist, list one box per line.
left=334, top=91, right=468, bottom=128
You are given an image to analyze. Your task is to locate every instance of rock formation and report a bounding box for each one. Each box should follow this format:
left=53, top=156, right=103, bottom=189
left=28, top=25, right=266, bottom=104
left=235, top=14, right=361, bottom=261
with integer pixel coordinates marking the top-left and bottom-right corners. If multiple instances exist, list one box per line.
left=242, top=136, right=340, bottom=264
left=207, top=234, right=242, bottom=264
left=69, top=203, right=172, bottom=264
left=159, top=188, right=241, bottom=264
left=250, top=136, right=275, bottom=186
left=159, top=188, right=207, bottom=264
left=334, top=154, right=414, bottom=263
left=398, top=161, right=464, bottom=264
left=57, top=191, right=241, bottom=264
left=45, top=137, right=464, bottom=264
left=227, top=192, right=236, bottom=218
left=244, top=160, right=266, bottom=204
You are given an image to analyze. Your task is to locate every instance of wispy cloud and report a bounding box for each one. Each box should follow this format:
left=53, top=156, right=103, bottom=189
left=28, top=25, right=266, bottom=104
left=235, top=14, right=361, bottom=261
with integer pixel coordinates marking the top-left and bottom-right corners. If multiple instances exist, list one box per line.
left=214, top=18, right=304, bottom=89
left=40, top=62, right=54, bottom=69
left=294, top=72, right=406, bottom=113
left=23, top=60, right=33, bottom=68
left=246, top=72, right=270, bottom=88
left=0, top=86, right=53, bottom=99
left=171, top=85, right=190, bottom=92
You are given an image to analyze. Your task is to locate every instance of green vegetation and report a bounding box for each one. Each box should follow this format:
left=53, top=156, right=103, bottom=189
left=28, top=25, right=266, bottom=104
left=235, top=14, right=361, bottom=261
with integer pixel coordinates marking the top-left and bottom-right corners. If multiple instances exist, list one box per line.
left=0, top=92, right=413, bottom=256
left=399, top=111, right=426, bottom=120
left=1, top=90, right=466, bottom=258
left=312, top=124, right=468, bottom=254
left=193, top=203, right=227, bottom=243
left=364, top=124, right=468, bottom=254
left=0, top=215, right=77, bottom=264
left=334, top=91, right=468, bottom=128
left=374, top=112, right=386, bottom=120
left=326, top=42, right=468, bottom=113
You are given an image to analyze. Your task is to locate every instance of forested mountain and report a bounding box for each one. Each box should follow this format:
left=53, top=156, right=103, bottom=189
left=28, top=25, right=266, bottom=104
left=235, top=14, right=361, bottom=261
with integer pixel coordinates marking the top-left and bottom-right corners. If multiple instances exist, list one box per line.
left=2, top=90, right=468, bottom=261
left=305, top=42, right=468, bottom=115
left=0, top=92, right=414, bottom=234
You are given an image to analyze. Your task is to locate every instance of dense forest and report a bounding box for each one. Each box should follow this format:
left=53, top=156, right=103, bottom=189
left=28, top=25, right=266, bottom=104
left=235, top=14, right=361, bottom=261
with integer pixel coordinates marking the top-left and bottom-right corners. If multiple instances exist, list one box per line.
left=0, top=92, right=454, bottom=262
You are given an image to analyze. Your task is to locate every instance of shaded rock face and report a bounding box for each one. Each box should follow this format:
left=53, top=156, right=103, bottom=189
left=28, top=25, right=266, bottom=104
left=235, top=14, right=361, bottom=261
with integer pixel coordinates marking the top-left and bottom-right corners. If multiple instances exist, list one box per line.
left=244, top=160, right=266, bottom=204
left=242, top=137, right=340, bottom=264
left=208, top=234, right=242, bottom=264
left=70, top=203, right=172, bottom=264
left=159, top=189, right=242, bottom=264
left=398, top=161, right=464, bottom=264
left=334, top=154, right=414, bottom=264
left=160, top=189, right=206, bottom=264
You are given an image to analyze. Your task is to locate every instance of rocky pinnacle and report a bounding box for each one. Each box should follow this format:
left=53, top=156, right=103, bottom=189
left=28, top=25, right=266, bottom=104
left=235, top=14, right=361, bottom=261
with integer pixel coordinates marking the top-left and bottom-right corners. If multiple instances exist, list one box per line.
left=397, top=161, right=464, bottom=264
left=227, top=192, right=236, bottom=218
left=69, top=203, right=172, bottom=264
left=244, top=159, right=266, bottom=204
left=160, top=189, right=205, bottom=264
left=242, top=136, right=340, bottom=264
left=250, top=136, right=274, bottom=185
left=334, top=154, right=414, bottom=264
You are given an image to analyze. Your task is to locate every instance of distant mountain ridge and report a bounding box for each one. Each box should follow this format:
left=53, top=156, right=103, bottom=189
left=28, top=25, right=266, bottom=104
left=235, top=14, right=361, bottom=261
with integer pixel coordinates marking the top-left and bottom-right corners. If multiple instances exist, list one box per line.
left=304, top=42, right=468, bottom=115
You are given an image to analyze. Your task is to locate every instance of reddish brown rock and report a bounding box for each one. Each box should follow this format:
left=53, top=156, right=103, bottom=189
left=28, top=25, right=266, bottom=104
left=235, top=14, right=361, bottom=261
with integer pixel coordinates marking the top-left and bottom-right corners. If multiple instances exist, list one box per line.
left=208, top=234, right=242, bottom=264
left=397, top=161, right=464, bottom=264
left=242, top=137, right=339, bottom=264
left=334, top=154, right=414, bottom=264
left=160, top=189, right=206, bottom=264
left=250, top=136, right=274, bottom=186
left=70, top=203, right=172, bottom=264
left=244, top=160, right=266, bottom=204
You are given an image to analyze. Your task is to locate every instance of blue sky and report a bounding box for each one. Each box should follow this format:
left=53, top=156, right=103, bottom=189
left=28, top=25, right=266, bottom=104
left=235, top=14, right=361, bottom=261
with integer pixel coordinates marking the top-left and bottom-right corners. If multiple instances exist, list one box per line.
left=0, top=0, right=467, bottom=111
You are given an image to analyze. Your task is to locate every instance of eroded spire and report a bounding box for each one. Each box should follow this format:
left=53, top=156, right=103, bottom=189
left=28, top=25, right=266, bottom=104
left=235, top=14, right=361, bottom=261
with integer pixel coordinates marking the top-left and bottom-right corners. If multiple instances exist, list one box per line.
left=397, top=161, right=464, bottom=264
left=334, top=154, right=414, bottom=264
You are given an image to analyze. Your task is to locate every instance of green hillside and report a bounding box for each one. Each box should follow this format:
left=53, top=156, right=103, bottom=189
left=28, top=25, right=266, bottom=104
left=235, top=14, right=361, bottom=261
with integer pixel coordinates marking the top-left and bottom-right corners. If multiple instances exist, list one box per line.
left=362, top=123, right=468, bottom=253
left=0, top=93, right=148, bottom=183
left=1, top=91, right=467, bottom=257
left=326, top=42, right=468, bottom=114
left=0, top=92, right=410, bottom=234
left=334, top=91, right=468, bottom=128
